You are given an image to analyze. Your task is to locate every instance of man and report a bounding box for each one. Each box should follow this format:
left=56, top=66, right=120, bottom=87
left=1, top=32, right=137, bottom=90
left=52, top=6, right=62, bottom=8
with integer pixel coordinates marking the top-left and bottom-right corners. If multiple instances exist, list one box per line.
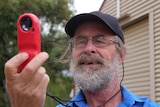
left=4, top=11, right=160, bottom=107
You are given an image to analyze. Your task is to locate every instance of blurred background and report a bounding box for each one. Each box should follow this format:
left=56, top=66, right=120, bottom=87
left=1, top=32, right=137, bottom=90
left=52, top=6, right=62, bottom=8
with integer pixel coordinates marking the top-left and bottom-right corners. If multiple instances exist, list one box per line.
left=0, top=0, right=102, bottom=106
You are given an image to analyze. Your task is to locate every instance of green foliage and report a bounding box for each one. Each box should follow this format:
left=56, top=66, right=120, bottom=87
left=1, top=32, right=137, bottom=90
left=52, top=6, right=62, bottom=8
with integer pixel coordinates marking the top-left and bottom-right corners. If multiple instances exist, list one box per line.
left=46, top=75, right=73, bottom=107
left=0, top=0, right=75, bottom=106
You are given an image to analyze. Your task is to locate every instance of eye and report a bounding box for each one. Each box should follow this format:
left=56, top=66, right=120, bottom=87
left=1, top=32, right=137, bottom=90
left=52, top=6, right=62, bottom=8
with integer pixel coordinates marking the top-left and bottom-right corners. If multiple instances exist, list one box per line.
left=75, top=37, right=86, bottom=45
left=94, top=35, right=106, bottom=43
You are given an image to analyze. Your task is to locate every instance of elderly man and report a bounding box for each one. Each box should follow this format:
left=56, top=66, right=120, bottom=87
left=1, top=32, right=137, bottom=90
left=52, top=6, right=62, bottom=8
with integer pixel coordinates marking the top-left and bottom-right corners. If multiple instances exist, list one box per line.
left=4, top=11, right=160, bottom=107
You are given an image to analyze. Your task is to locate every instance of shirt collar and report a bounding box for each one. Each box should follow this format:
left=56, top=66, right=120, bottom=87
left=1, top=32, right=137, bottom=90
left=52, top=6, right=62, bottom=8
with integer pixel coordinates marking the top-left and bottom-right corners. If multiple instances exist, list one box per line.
left=70, top=90, right=88, bottom=107
left=68, top=85, right=149, bottom=107
left=119, top=85, right=148, bottom=106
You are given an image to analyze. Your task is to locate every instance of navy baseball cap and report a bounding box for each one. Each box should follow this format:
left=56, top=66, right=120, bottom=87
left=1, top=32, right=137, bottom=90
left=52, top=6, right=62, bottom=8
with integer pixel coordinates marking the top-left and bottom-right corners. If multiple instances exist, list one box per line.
left=65, top=11, right=125, bottom=44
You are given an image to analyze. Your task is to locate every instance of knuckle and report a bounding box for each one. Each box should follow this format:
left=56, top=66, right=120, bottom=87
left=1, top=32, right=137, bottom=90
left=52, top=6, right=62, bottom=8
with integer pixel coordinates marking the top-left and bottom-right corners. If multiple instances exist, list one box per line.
left=29, top=88, right=44, bottom=99
left=5, top=84, right=12, bottom=93
left=24, top=65, right=35, bottom=72
left=39, top=67, right=46, bottom=74
left=4, top=62, right=12, bottom=71
left=44, top=74, right=50, bottom=83
left=41, top=74, right=49, bottom=84
left=36, top=67, right=46, bottom=78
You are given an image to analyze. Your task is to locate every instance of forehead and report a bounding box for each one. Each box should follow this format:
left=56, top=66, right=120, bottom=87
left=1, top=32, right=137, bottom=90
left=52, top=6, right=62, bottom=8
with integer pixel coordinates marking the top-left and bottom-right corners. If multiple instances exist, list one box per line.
left=74, top=22, right=114, bottom=37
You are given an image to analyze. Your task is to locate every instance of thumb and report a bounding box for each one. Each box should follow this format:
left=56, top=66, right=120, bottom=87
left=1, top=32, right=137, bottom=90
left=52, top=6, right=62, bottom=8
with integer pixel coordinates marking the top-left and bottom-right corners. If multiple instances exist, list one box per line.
left=4, top=53, right=29, bottom=81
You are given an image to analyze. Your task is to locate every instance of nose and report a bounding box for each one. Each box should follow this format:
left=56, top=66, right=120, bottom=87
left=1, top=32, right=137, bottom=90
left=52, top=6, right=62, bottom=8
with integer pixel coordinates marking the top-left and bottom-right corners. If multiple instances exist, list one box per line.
left=82, top=40, right=97, bottom=54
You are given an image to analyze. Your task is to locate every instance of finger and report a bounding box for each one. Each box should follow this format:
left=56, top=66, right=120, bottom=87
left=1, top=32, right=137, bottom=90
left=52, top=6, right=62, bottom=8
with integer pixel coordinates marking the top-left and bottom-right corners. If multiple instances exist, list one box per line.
left=27, top=74, right=50, bottom=102
left=19, top=52, right=49, bottom=84
left=4, top=53, right=29, bottom=81
left=37, top=74, right=50, bottom=94
left=24, top=67, right=46, bottom=90
left=33, top=74, right=50, bottom=107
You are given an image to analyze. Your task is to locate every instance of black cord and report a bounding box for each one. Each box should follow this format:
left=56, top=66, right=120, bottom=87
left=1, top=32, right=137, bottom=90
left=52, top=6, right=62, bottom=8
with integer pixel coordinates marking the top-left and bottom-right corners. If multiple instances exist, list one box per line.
left=46, top=92, right=84, bottom=106
left=46, top=62, right=125, bottom=107
left=96, top=89, right=121, bottom=107
left=46, top=92, right=67, bottom=106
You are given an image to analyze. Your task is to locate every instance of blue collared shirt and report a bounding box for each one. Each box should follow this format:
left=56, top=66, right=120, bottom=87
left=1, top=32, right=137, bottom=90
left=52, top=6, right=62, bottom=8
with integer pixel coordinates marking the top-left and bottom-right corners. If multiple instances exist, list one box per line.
left=56, top=85, right=160, bottom=107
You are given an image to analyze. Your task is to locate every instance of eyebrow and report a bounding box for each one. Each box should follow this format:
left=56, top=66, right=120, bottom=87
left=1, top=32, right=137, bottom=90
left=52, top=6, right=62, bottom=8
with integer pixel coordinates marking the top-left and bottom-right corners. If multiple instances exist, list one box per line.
left=94, top=34, right=106, bottom=37
left=74, top=35, right=87, bottom=39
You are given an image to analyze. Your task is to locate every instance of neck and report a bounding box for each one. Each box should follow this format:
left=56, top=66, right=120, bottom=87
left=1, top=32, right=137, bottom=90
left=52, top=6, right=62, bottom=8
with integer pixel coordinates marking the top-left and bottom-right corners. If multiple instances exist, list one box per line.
left=83, top=75, right=122, bottom=107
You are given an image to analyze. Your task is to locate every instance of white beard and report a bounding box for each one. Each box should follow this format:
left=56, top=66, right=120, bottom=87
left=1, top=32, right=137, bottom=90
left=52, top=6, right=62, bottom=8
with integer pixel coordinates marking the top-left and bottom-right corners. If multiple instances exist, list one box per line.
left=69, top=53, right=120, bottom=92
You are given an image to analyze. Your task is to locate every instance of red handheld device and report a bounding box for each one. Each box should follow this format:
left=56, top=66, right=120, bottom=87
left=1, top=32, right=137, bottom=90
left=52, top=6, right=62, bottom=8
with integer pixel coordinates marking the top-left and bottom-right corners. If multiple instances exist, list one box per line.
left=17, top=13, right=41, bottom=72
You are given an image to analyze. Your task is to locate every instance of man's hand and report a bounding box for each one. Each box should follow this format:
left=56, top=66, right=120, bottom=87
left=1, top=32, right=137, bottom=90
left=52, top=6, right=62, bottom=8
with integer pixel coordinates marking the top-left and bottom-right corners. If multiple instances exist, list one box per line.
left=4, top=52, right=50, bottom=107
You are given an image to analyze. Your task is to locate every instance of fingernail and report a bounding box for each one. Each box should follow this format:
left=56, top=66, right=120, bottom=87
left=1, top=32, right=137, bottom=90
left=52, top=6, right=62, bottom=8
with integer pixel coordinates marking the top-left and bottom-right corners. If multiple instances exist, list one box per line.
left=20, top=52, right=29, bottom=59
left=42, top=52, right=49, bottom=58
left=39, top=67, right=46, bottom=73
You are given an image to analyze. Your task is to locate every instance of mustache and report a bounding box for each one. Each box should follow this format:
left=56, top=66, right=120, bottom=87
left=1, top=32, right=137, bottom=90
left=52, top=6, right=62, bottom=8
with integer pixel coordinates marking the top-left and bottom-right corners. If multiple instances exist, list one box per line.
left=77, top=54, right=104, bottom=65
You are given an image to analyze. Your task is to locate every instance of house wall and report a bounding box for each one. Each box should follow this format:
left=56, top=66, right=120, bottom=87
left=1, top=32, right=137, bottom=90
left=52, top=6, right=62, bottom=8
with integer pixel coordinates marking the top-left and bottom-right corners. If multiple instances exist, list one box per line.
left=100, top=0, right=160, bottom=102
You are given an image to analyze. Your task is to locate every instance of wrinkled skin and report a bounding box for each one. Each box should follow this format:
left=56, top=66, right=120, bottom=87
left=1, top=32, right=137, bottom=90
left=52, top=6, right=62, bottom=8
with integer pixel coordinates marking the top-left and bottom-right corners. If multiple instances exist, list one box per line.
left=4, top=52, right=50, bottom=107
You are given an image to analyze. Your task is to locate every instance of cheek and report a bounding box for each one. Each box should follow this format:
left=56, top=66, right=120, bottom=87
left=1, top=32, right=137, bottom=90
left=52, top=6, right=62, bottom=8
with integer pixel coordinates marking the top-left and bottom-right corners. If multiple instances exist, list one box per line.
left=101, top=52, right=111, bottom=61
left=99, top=49, right=116, bottom=61
left=71, top=49, right=82, bottom=60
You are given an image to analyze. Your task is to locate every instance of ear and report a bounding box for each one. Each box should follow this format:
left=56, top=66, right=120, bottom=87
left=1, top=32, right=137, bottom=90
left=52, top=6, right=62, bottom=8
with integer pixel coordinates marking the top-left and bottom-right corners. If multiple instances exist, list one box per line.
left=119, top=47, right=126, bottom=64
